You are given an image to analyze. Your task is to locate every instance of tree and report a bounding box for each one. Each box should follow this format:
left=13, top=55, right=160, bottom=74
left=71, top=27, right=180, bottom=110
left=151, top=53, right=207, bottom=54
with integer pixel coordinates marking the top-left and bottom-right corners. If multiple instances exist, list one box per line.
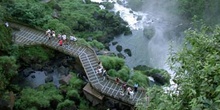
left=0, top=56, right=18, bottom=91
left=15, top=83, right=63, bottom=110
left=138, top=25, right=220, bottom=110
left=0, top=25, right=12, bottom=54
left=168, top=25, right=220, bottom=109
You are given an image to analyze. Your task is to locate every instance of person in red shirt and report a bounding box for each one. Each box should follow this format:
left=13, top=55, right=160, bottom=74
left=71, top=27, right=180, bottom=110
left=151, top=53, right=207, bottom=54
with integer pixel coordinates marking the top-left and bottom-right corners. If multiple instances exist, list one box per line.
left=59, top=39, right=63, bottom=46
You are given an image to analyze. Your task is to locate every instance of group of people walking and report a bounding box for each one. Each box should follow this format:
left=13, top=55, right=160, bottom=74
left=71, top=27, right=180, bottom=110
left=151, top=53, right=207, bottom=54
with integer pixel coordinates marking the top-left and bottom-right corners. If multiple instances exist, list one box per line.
left=96, top=61, right=139, bottom=100
left=120, top=82, right=139, bottom=99
left=45, top=29, right=77, bottom=46
left=96, top=62, right=107, bottom=81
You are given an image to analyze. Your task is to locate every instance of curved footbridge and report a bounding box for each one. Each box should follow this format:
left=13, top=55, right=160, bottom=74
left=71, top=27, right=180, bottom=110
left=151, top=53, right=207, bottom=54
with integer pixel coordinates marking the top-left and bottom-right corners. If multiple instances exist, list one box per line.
left=10, top=22, right=147, bottom=107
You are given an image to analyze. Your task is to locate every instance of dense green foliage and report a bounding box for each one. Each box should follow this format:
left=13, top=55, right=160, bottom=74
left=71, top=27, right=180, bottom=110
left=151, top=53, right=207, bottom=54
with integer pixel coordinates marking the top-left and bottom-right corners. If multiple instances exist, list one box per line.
left=0, top=25, right=12, bottom=53
left=99, top=55, right=125, bottom=70
left=99, top=55, right=130, bottom=81
left=15, top=84, right=63, bottom=110
left=5, top=0, right=52, bottom=26
left=128, top=71, right=149, bottom=88
left=140, top=25, right=220, bottom=110
left=134, top=65, right=171, bottom=85
left=18, top=46, right=55, bottom=64
left=0, top=56, right=18, bottom=91
left=2, top=0, right=130, bottom=41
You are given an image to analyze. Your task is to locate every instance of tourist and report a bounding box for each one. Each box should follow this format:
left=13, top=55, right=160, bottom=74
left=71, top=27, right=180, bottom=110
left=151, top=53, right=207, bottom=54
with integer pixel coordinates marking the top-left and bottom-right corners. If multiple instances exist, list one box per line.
left=98, top=61, right=103, bottom=69
left=115, top=77, right=120, bottom=84
left=129, top=90, right=134, bottom=99
left=122, top=83, right=127, bottom=92
left=62, top=34, right=67, bottom=44
left=57, top=34, right=61, bottom=40
left=119, top=89, right=125, bottom=96
left=134, top=83, right=138, bottom=92
left=51, top=30, right=55, bottom=38
left=96, top=66, right=102, bottom=76
left=5, top=22, right=9, bottom=27
left=127, top=87, right=131, bottom=95
left=102, top=69, right=107, bottom=81
left=70, top=35, right=77, bottom=41
left=46, top=29, right=51, bottom=40
left=58, top=39, right=63, bottom=46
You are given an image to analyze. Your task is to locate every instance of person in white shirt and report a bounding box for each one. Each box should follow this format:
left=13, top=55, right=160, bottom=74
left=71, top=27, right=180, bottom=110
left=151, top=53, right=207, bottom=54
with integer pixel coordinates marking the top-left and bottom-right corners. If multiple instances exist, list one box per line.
left=70, top=35, right=77, bottom=41
left=62, top=34, right=67, bottom=44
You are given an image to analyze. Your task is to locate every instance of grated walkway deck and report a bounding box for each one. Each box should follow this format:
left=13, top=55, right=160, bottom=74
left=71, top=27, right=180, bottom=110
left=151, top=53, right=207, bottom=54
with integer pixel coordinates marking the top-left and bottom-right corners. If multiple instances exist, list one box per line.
left=10, top=22, right=146, bottom=106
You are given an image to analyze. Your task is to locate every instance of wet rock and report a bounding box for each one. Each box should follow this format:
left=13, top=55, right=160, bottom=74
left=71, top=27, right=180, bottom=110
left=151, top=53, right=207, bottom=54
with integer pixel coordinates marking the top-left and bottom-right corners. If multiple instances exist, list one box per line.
left=32, top=64, right=43, bottom=71
left=117, top=53, right=125, bottom=59
left=116, top=45, right=122, bottom=52
left=151, top=73, right=166, bottom=85
left=137, top=16, right=142, bottom=21
left=59, top=74, right=72, bottom=85
left=23, top=68, right=34, bottom=77
left=31, top=75, right=35, bottom=78
left=43, top=66, right=54, bottom=74
left=112, top=41, right=118, bottom=45
left=62, top=59, right=68, bottom=67
left=143, top=26, right=155, bottom=40
left=58, top=66, right=69, bottom=76
left=124, top=29, right=132, bottom=36
left=124, top=49, right=132, bottom=57
left=45, top=76, right=53, bottom=83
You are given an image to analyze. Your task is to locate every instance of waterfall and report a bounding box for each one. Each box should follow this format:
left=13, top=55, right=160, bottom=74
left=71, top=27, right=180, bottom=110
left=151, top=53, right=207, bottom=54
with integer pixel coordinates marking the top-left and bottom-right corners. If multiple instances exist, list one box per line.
left=91, top=0, right=183, bottom=92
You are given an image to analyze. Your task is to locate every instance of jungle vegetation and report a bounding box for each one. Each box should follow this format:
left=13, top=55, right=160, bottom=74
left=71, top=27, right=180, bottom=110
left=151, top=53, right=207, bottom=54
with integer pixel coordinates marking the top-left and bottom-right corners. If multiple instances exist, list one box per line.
left=0, top=0, right=220, bottom=110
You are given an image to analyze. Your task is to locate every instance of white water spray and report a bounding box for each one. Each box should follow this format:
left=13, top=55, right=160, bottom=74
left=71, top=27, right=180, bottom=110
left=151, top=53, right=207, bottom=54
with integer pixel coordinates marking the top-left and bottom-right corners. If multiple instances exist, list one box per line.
left=91, top=0, right=181, bottom=92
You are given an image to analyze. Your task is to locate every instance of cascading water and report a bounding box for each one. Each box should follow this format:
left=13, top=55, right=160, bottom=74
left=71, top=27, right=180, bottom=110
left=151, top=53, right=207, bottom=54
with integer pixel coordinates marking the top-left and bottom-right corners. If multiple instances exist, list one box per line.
left=91, top=0, right=184, bottom=91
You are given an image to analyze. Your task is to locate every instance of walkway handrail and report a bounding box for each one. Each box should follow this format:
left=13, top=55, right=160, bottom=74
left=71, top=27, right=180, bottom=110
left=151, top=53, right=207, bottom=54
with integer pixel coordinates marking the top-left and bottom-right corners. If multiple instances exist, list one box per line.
left=11, top=22, right=147, bottom=106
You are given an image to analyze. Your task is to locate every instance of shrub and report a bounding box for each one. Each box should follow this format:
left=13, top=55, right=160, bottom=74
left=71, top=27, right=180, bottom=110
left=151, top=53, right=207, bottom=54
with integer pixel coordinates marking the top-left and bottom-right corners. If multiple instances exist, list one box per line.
left=99, top=55, right=124, bottom=70
left=129, top=71, right=149, bottom=88
left=57, top=99, right=75, bottom=110
left=88, top=40, right=105, bottom=50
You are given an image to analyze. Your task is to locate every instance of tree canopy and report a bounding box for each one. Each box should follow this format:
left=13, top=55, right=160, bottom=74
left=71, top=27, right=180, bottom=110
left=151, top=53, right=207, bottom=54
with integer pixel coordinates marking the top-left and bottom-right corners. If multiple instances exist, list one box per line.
left=142, top=25, right=220, bottom=110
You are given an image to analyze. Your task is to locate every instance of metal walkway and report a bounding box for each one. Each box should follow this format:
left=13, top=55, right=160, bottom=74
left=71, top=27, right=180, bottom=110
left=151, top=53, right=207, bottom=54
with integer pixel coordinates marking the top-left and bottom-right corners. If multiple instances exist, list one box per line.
left=10, top=22, right=146, bottom=106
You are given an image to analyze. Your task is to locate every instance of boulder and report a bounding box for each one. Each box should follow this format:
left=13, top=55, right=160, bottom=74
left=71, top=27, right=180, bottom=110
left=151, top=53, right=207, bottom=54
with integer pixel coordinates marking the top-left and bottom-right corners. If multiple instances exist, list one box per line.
left=61, top=59, right=68, bottom=67
left=32, top=64, right=43, bottom=71
left=58, top=66, right=69, bottom=76
left=151, top=73, right=166, bottom=85
left=31, top=75, right=35, bottom=78
left=117, top=53, right=125, bottom=59
left=45, top=76, right=53, bottom=83
left=59, top=74, right=72, bottom=85
left=143, top=26, right=155, bottom=40
left=112, top=41, right=118, bottom=45
left=43, top=66, right=54, bottom=74
left=116, top=45, right=123, bottom=52
left=124, top=49, right=132, bottom=57
left=23, top=68, right=34, bottom=77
